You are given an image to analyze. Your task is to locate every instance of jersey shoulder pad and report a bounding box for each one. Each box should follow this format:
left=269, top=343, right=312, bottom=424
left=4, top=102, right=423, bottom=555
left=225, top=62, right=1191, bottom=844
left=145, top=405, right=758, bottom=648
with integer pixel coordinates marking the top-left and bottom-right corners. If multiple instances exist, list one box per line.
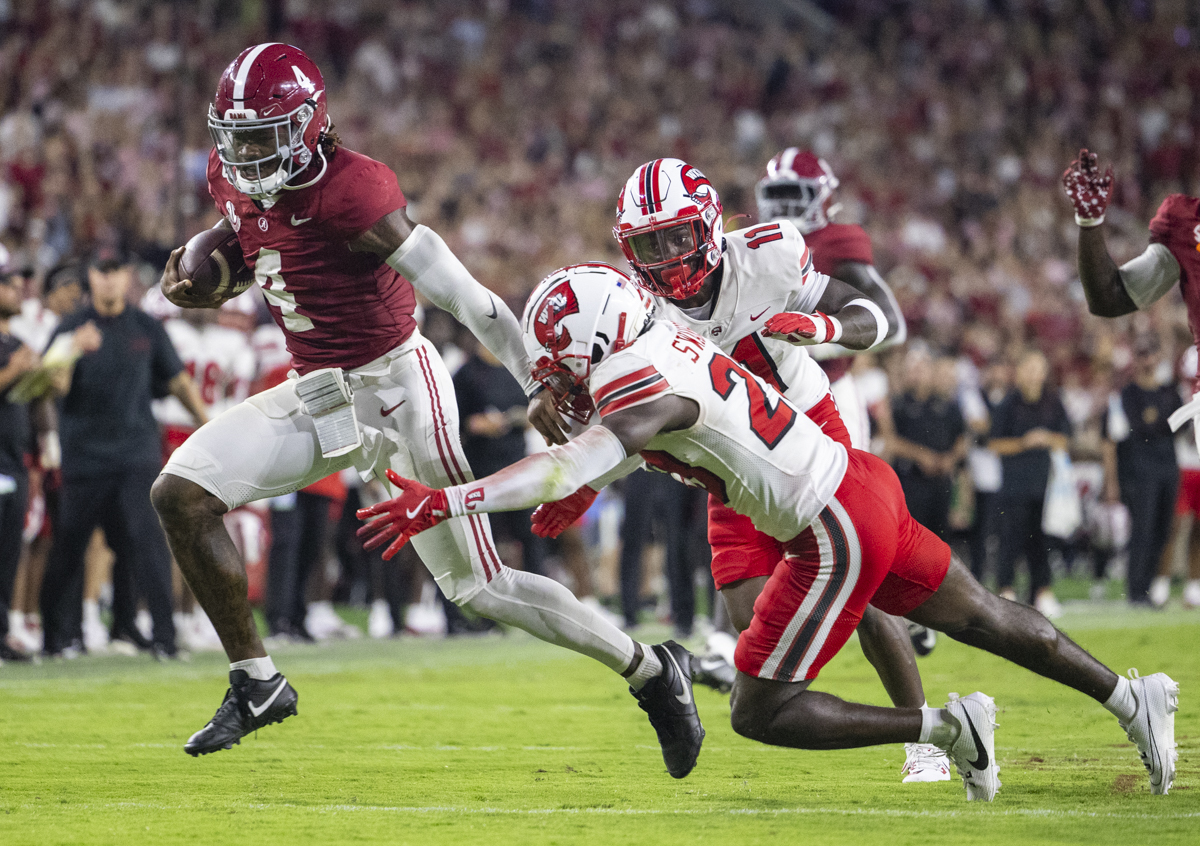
left=591, top=346, right=670, bottom=419
left=806, top=222, right=874, bottom=271
left=309, top=149, right=406, bottom=239
left=1149, top=194, right=1200, bottom=240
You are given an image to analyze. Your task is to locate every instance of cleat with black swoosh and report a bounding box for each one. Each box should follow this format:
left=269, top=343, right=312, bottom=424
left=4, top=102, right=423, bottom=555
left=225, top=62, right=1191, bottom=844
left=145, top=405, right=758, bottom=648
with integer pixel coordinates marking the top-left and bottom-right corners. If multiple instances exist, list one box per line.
left=1119, top=669, right=1178, bottom=795
left=184, top=670, right=298, bottom=756
left=631, top=641, right=705, bottom=778
left=943, top=691, right=1000, bottom=801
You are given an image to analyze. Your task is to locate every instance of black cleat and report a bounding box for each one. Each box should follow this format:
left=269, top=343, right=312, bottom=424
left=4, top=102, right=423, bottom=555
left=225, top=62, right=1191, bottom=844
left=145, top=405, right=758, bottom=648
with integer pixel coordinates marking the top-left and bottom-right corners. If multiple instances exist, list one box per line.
left=631, top=641, right=705, bottom=778
left=184, top=670, right=298, bottom=756
left=907, top=621, right=937, bottom=656
left=691, top=652, right=736, bottom=694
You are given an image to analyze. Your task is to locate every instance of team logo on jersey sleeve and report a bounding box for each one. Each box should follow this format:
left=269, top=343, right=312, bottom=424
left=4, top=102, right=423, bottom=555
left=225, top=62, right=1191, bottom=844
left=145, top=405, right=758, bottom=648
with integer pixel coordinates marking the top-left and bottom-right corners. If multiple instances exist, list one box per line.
left=533, top=280, right=580, bottom=354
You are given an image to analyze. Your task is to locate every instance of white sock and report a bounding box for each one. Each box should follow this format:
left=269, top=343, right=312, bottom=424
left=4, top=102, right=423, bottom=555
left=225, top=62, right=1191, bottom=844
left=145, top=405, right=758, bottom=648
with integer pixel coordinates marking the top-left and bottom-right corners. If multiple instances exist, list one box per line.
left=466, top=567, right=636, bottom=674
left=230, top=656, right=278, bottom=681
left=626, top=644, right=664, bottom=691
left=1104, top=675, right=1136, bottom=722
left=920, top=704, right=960, bottom=748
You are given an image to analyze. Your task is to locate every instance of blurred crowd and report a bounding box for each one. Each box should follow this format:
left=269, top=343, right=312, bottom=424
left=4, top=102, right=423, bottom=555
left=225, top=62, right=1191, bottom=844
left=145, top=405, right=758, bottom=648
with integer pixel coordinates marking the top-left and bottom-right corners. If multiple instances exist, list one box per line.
left=3, top=0, right=1200, bottom=661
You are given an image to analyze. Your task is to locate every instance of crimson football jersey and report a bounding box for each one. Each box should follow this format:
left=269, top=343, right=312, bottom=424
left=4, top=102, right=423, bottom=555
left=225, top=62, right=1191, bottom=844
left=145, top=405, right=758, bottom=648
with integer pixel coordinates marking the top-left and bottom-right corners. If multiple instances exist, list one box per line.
left=1149, top=194, right=1200, bottom=346
left=207, top=147, right=416, bottom=373
left=803, top=222, right=875, bottom=383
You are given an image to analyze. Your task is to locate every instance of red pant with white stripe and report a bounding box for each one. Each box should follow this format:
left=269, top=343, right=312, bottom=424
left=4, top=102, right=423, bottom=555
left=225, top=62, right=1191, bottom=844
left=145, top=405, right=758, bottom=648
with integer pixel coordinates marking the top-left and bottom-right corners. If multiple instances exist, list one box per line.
left=734, top=449, right=951, bottom=683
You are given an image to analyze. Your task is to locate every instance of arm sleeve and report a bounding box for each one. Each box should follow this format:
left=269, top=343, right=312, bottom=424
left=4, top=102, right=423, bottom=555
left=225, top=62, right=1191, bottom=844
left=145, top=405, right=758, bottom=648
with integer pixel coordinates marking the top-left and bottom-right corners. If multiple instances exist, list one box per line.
left=386, top=225, right=538, bottom=396
left=1119, top=243, right=1180, bottom=310
left=443, top=425, right=627, bottom=516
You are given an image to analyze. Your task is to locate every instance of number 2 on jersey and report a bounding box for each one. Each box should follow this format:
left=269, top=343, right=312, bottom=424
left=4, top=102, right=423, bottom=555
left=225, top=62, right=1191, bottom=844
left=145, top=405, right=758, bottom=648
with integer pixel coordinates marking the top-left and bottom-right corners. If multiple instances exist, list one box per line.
left=708, top=353, right=797, bottom=449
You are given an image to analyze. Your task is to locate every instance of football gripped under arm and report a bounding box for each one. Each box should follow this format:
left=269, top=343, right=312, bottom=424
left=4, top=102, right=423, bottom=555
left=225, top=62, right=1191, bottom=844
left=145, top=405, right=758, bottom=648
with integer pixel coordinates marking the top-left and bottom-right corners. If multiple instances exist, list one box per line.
left=443, top=425, right=628, bottom=517
left=385, top=225, right=538, bottom=395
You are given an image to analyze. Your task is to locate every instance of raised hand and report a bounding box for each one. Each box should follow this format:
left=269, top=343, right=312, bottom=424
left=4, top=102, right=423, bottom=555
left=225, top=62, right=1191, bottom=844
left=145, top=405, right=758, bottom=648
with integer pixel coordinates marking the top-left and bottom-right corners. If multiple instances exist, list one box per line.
left=356, top=469, right=449, bottom=560
left=1062, top=148, right=1113, bottom=226
left=531, top=485, right=598, bottom=538
left=762, top=311, right=841, bottom=345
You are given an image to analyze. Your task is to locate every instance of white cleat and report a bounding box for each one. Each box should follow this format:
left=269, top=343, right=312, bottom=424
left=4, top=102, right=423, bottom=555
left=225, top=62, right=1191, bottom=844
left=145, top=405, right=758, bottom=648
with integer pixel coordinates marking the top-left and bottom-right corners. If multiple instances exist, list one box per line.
left=944, top=692, right=1001, bottom=801
left=902, top=742, right=952, bottom=783
left=1120, top=670, right=1179, bottom=795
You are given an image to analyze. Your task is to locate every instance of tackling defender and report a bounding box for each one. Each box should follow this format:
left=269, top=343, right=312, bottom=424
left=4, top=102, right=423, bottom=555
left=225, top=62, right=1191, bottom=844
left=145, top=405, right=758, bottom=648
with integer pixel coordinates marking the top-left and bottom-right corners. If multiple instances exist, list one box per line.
left=151, top=43, right=702, bottom=777
left=360, top=264, right=1179, bottom=798
left=535, top=158, right=947, bottom=781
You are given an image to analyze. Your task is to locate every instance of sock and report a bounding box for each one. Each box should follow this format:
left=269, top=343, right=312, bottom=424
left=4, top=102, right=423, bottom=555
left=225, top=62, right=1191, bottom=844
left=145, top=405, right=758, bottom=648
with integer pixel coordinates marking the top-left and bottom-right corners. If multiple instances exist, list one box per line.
left=230, top=656, right=278, bottom=681
left=920, top=704, right=961, bottom=748
left=1103, top=675, right=1136, bottom=722
left=625, top=644, right=664, bottom=691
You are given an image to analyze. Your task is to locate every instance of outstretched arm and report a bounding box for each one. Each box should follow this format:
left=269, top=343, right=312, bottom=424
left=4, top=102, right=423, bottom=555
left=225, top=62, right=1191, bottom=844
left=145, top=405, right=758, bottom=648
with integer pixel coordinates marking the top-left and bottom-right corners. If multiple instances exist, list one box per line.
left=350, top=209, right=538, bottom=394
left=358, top=394, right=698, bottom=557
left=830, top=260, right=906, bottom=348
left=764, top=274, right=890, bottom=351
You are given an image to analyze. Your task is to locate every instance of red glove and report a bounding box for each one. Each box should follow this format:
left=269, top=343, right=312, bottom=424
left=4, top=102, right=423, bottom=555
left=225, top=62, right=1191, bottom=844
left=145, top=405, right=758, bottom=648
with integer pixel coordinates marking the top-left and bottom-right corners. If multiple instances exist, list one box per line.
left=1061, top=148, right=1113, bottom=226
left=531, top=485, right=598, bottom=538
left=762, top=311, right=841, bottom=345
left=356, top=469, right=449, bottom=560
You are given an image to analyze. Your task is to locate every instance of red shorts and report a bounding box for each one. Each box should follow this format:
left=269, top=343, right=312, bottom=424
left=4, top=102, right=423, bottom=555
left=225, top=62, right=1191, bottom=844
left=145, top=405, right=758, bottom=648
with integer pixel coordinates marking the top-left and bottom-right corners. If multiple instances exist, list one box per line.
left=734, top=450, right=951, bottom=682
left=1176, top=469, right=1200, bottom=517
left=708, top=393, right=852, bottom=589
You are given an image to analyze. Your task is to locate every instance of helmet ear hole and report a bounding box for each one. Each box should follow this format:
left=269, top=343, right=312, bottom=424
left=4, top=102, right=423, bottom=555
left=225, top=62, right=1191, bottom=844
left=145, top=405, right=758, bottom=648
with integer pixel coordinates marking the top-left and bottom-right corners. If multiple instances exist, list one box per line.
left=591, top=343, right=605, bottom=364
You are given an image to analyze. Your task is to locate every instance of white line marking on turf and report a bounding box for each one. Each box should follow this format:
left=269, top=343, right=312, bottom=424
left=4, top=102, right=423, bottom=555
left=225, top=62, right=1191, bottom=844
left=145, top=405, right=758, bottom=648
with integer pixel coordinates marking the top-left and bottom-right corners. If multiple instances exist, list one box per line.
left=71, top=802, right=1200, bottom=821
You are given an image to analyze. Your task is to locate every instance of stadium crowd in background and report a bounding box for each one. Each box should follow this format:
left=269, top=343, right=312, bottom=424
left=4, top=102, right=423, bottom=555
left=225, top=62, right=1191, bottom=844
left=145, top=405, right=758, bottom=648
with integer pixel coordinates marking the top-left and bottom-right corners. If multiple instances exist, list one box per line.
left=2, top=0, right=1200, bottom=661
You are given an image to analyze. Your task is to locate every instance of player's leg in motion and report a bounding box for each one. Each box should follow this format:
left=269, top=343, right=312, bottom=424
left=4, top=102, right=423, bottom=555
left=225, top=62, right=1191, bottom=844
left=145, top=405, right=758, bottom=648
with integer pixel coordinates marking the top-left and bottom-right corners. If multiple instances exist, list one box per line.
left=728, top=453, right=1178, bottom=799
left=380, top=338, right=703, bottom=778
left=151, top=382, right=353, bottom=756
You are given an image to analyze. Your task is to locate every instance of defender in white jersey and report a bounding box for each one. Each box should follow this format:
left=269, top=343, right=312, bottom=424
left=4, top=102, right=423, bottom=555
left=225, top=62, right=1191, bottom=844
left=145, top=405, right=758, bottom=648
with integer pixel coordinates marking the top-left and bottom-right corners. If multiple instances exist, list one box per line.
left=360, top=265, right=1180, bottom=799
left=535, top=158, right=941, bottom=780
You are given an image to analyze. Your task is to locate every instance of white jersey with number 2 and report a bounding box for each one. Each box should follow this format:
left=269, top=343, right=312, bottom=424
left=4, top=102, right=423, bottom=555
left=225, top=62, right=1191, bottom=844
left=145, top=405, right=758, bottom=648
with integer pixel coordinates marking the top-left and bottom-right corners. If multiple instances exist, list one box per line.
left=590, top=319, right=847, bottom=542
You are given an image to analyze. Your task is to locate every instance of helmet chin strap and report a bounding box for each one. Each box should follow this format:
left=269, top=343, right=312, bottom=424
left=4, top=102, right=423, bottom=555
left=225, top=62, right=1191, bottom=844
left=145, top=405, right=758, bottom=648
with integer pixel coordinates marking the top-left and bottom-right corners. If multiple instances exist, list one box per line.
left=283, top=142, right=328, bottom=193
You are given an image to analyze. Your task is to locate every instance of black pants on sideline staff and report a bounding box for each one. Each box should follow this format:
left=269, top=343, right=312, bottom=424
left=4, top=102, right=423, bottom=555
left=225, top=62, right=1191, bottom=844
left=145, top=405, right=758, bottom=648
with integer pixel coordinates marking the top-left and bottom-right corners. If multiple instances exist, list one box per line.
left=0, top=470, right=29, bottom=640
left=266, top=490, right=333, bottom=636
left=39, top=467, right=176, bottom=654
left=619, top=469, right=698, bottom=635
left=1120, top=465, right=1179, bottom=604
left=995, top=493, right=1052, bottom=603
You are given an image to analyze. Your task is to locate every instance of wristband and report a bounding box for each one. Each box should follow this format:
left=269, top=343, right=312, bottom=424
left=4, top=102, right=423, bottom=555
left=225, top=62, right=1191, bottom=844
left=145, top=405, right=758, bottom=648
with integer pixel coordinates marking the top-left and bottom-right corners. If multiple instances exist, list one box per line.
left=1075, top=213, right=1104, bottom=228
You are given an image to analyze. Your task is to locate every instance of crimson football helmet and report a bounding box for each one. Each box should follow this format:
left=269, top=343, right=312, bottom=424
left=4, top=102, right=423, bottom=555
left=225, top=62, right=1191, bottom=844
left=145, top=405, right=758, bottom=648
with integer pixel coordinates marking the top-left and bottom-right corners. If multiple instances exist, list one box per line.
left=522, top=263, right=656, bottom=424
left=755, top=148, right=840, bottom=234
left=614, top=158, right=725, bottom=301
left=209, top=43, right=329, bottom=199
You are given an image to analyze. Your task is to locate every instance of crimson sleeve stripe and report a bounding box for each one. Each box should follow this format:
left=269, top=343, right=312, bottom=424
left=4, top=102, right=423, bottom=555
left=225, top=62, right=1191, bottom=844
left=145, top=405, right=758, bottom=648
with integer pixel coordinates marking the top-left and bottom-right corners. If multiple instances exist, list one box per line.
left=592, top=365, right=662, bottom=405
left=598, top=379, right=668, bottom=416
left=596, top=374, right=665, bottom=411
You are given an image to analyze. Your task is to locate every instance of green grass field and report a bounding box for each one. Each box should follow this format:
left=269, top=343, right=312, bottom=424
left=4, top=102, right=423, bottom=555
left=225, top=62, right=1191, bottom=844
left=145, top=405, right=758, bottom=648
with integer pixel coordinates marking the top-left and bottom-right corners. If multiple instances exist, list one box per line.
left=1, top=603, right=1197, bottom=845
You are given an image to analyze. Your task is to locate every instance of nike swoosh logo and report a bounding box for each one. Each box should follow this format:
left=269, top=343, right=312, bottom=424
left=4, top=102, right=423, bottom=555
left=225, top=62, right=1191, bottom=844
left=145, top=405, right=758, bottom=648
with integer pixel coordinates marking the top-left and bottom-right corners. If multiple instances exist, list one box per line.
left=290, top=215, right=313, bottom=226
left=486, top=296, right=498, bottom=319
left=406, top=496, right=430, bottom=519
left=248, top=679, right=288, bottom=718
left=963, top=709, right=989, bottom=771
left=751, top=307, right=770, bottom=321
left=381, top=400, right=406, bottom=417
left=664, top=649, right=692, bottom=705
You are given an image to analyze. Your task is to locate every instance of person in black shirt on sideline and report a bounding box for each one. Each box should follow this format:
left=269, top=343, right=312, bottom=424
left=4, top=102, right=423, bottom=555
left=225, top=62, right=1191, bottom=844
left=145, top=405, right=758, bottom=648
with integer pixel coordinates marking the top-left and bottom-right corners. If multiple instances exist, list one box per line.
left=0, top=259, right=39, bottom=662
left=885, top=350, right=969, bottom=540
left=988, top=349, right=1071, bottom=617
left=1102, top=334, right=1181, bottom=606
left=38, top=256, right=206, bottom=658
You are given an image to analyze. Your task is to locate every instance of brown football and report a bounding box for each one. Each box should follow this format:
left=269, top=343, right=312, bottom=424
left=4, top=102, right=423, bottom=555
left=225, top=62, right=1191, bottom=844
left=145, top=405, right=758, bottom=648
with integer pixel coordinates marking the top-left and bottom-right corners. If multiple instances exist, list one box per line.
left=179, top=227, right=254, bottom=299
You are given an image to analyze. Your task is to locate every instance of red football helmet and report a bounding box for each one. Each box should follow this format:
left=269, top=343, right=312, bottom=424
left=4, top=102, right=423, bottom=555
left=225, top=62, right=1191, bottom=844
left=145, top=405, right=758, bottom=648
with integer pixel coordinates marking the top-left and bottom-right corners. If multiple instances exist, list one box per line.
left=755, top=149, right=840, bottom=234
left=208, top=43, right=329, bottom=199
left=614, top=158, right=725, bottom=301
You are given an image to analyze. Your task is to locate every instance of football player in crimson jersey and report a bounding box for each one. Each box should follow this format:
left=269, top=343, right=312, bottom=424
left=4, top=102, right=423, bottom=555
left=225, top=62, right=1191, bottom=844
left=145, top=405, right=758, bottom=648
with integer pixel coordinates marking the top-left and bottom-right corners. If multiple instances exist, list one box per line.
left=1064, top=149, right=1200, bottom=444
left=537, top=158, right=945, bottom=781
left=360, top=265, right=1179, bottom=798
left=152, top=44, right=700, bottom=770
